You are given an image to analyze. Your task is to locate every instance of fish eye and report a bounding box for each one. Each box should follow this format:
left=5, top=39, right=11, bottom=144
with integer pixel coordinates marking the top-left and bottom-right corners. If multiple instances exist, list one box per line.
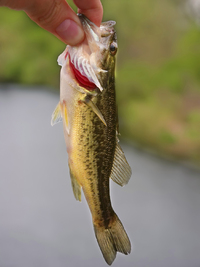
left=109, top=43, right=117, bottom=56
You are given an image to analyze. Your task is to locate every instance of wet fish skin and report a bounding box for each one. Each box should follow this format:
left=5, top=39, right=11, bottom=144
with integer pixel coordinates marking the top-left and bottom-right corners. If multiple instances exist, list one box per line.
left=51, top=14, right=131, bottom=265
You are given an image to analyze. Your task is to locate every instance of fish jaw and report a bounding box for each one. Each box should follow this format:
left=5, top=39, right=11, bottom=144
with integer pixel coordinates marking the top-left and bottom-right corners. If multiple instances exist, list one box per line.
left=78, top=14, right=117, bottom=72
left=78, top=13, right=116, bottom=57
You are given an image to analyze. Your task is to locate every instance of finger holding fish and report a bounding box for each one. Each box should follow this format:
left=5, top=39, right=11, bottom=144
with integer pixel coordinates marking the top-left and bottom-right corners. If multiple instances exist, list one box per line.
left=74, top=0, right=103, bottom=27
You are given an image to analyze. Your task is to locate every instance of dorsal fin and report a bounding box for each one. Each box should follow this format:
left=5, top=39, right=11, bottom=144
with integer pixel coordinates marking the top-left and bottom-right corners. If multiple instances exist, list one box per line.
left=110, top=141, right=132, bottom=186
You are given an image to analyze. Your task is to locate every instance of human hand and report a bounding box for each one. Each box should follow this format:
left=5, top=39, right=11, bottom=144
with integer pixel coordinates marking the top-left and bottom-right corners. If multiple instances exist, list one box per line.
left=0, top=0, right=103, bottom=46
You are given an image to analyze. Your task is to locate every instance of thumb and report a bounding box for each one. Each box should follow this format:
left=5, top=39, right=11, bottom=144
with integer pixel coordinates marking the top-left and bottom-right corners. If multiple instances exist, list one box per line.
left=24, top=0, right=85, bottom=45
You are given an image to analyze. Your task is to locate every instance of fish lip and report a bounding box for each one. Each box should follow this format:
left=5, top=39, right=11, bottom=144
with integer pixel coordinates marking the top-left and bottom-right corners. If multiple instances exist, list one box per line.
left=78, top=13, right=100, bottom=43
left=77, top=13, right=90, bottom=24
left=77, top=13, right=95, bottom=29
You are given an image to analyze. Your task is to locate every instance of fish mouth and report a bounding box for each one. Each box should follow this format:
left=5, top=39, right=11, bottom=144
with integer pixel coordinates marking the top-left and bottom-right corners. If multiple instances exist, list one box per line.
left=78, top=14, right=101, bottom=46
left=66, top=14, right=104, bottom=92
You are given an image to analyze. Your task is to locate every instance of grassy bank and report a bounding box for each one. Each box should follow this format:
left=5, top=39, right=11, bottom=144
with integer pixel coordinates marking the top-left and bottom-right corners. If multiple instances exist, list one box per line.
left=0, top=0, right=200, bottom=164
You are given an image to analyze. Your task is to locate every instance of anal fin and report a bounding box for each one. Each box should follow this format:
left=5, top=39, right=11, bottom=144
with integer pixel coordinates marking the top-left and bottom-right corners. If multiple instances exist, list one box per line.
left=110, top=141, right=132, bottom=186
left=69, top=165, right=82, bottom=201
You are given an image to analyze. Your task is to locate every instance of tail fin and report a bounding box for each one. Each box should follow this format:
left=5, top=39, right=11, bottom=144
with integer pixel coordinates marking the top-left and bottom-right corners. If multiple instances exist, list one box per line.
left=93, top=213, right=131, bottom=265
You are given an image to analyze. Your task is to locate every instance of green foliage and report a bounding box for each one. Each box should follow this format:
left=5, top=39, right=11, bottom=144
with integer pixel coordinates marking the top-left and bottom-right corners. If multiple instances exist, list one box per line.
left=0, top=0, right=200, bottom=163
left=0, top=7, right=65, bottom=87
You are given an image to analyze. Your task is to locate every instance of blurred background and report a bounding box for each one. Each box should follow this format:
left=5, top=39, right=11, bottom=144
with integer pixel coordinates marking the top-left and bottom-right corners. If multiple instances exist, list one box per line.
left=0, top=0, right=200, bottom=267
left=1, top=0, right=200, bottom=164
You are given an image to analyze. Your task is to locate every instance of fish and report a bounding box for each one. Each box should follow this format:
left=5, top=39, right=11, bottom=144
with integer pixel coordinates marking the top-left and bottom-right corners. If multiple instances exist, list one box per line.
left=51, top=14, right=132, bottom=265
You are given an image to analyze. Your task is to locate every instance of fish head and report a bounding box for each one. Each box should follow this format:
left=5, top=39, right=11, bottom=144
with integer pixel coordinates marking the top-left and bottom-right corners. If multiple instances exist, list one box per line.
left=58, top=14, right=117, bottom=93
left=79, top=14, right=117, bottom=72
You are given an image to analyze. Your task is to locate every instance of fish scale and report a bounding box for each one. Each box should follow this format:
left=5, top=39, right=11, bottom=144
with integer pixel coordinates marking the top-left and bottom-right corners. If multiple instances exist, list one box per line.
left=51, top=14, right=132, bottom=265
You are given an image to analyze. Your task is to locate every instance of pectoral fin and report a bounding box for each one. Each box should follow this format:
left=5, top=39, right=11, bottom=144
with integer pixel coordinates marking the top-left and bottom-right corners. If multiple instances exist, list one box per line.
left=62, top=101, right=70, bottom=134
left=69, top=165, right=82, bottom=201
left=110, top=141, right=132, bottom=186
left=51, top=102, right=62, bottom=126
left=83, top=96, right=107, bottom=126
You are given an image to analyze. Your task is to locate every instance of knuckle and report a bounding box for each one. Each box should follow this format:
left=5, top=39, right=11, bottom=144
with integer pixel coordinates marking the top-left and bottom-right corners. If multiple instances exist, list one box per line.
left=37, top=0, right=64, bottom=28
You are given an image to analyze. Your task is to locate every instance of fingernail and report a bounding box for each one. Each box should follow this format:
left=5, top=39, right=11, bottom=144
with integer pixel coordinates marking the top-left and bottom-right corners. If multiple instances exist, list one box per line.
left=56, top=19, right=84, bottom=45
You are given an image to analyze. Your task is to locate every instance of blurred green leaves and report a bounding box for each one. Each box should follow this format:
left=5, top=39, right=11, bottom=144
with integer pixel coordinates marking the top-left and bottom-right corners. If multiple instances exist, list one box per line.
left=0, top=7, right=65, bottom=87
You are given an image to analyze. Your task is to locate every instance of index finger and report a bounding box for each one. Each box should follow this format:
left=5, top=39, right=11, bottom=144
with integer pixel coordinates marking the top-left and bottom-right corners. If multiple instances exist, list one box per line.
left=73, top=0, right=103, bottom=26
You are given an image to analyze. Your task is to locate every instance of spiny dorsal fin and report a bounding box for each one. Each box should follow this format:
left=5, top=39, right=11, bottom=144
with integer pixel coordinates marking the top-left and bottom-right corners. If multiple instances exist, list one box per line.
left=110, top=141, right=132, bottom=186
left=69, top=164, right=82, bottom=201
left=51, top=102, right=62, bottom=126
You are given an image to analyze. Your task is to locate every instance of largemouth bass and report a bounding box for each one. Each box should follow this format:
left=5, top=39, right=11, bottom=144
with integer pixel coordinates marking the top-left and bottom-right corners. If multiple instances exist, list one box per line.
left=51, top=14, right=131, bottom=265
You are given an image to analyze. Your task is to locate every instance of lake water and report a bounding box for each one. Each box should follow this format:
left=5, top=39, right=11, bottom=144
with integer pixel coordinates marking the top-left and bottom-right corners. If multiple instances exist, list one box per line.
left=0, top=85, right=200, bottom=267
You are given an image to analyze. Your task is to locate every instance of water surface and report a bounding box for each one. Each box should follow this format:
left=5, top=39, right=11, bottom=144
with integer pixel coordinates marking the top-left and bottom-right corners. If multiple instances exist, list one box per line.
left=0, top=85, right=200, bottom=267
